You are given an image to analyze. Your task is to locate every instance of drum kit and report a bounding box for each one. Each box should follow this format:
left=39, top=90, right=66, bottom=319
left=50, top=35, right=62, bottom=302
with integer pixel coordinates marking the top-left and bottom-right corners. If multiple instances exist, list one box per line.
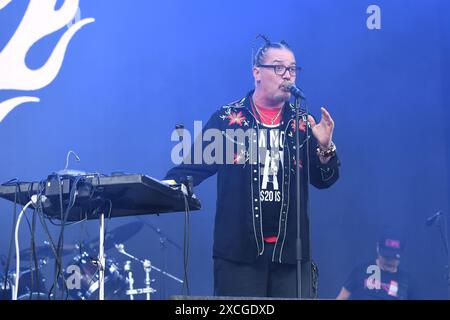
left=1, top=263, right=47, bottom=300
left=0, top=221, right=183, bottom=300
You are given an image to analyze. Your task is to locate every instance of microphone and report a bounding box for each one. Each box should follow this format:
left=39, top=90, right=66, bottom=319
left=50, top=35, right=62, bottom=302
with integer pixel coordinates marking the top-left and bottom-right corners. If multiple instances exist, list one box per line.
left=57, top=150, right=85, bottom=176
left=288, top=84, right=306, bottom=99
left=115, top=243, right=125, bottom=253
left=64, top=150, right=81, bottom=170
left=425, top=211, right=443, bottom=226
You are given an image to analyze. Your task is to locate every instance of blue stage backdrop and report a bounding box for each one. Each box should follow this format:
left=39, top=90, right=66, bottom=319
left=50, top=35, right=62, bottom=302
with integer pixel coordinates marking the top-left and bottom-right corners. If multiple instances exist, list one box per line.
left=1, top=0, right=449, bottom=299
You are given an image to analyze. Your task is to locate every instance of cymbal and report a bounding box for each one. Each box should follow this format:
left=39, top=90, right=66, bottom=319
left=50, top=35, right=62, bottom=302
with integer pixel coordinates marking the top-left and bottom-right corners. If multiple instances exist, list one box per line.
left=90, top=221, right=144, bottom=251
left=19, top=243, right=77, bottom=260
left=18, top=222, right=143, bottom=260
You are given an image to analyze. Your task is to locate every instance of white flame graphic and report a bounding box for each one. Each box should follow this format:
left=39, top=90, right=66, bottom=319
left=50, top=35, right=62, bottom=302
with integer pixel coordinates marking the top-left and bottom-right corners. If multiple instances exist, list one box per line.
left=0, top=0, right=95, bottom=123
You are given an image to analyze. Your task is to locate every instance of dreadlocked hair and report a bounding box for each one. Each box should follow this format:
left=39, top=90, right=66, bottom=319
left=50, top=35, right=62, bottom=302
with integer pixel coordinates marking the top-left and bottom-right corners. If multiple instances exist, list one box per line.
left=252, top=34, right=292, bottom=67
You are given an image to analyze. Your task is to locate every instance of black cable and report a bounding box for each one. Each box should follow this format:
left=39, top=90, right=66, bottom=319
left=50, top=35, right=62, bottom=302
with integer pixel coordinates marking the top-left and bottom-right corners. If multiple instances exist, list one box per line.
left=49, top=173, right=103, bottom=300
left=31, top=209, right=41, bottom=299
left=57, top=174, right=66, bottom=300
left=182, top=194, right=190, bottom=296
left=33, top=178, right=65, bottom=300
left=105, top=198, right=112, bottom=220
left=23, top=208, right=34, bottom=300
left=2, top=180, right=19, bottom=299
left=25, top=208, right=38, bottom=300
left=47, top=175, right=63, bottom=299
left=32, top=180, right=61, bottom=299
left=47, top=172, right=99, bottom=227
left=29, top=211, right=35, bottom=300
left=47, top=175, right=80, bottom=300
left=0, top=180, right=38, bottom=300
left=38, top=207, right=62, bottom=299
left=55, top=175, right=82, bottom=299
left=3, top=173, right=106, bottom=300
left=48, top=174, right=65, bottom=299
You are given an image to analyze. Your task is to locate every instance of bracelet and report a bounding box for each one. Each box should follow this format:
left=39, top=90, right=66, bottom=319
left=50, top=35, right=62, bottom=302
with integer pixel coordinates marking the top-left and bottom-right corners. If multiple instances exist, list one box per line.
left=316, top=142, right=336, bottom=158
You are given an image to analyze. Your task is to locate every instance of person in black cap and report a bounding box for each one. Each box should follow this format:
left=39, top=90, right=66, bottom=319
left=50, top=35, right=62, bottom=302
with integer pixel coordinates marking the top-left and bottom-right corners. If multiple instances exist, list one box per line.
left=336, top=233, right=416, bottom=300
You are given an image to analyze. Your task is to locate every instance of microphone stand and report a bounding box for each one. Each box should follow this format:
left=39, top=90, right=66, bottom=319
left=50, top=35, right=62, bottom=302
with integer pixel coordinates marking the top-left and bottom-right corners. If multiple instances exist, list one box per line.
left=293, top=91, right=313, bottom=299
left=294, top=94, right=303, bottom=299
left=115, top=243, right=183, bottom=300
left=135, top=217, right=182, bottom=251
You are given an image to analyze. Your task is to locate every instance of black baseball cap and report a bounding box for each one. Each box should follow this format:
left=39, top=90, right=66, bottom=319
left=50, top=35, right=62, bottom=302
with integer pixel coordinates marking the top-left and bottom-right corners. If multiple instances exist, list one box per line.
left=377, top=234, right=404, bottom=259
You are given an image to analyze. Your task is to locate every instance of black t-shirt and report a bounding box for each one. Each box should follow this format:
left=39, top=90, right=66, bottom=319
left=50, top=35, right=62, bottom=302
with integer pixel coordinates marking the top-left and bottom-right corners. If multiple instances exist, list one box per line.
left=258, top=124, right=284, bottom=237
left=343, top=260, right=414, bottom=300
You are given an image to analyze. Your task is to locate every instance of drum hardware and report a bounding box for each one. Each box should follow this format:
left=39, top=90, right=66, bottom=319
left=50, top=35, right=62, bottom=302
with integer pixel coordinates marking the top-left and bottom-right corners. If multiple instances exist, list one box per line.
left=19, top=241, right=76, bottom=261
left=115, top=243, right=183, bottom=300
left=64, top=251, right=127, bottom=300
left=0, top=172, right=201, bottom=300
left=1, top=258, right=48, bottom=300
left=123, top=261, right=135, bottom=300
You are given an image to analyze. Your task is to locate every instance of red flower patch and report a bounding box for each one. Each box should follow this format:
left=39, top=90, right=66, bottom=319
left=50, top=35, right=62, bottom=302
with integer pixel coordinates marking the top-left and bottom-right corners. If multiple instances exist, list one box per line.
left=227, top=111, right=246, bottom=126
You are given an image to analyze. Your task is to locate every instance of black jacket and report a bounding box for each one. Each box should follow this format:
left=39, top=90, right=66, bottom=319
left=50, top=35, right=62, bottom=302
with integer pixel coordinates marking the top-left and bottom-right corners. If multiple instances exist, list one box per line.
left=165, top=91, right=340, bottom=264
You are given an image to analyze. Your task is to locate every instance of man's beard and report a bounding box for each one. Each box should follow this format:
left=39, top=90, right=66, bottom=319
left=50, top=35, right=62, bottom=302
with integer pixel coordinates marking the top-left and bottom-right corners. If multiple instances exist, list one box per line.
left=273, top=91, right=291, bottom=103
left=276, top=81, right=294, bottom=102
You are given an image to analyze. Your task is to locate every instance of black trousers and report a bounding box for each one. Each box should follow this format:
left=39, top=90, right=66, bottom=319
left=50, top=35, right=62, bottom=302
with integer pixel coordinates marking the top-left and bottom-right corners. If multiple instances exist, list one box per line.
left=213, top=243, right=297, bottom=298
